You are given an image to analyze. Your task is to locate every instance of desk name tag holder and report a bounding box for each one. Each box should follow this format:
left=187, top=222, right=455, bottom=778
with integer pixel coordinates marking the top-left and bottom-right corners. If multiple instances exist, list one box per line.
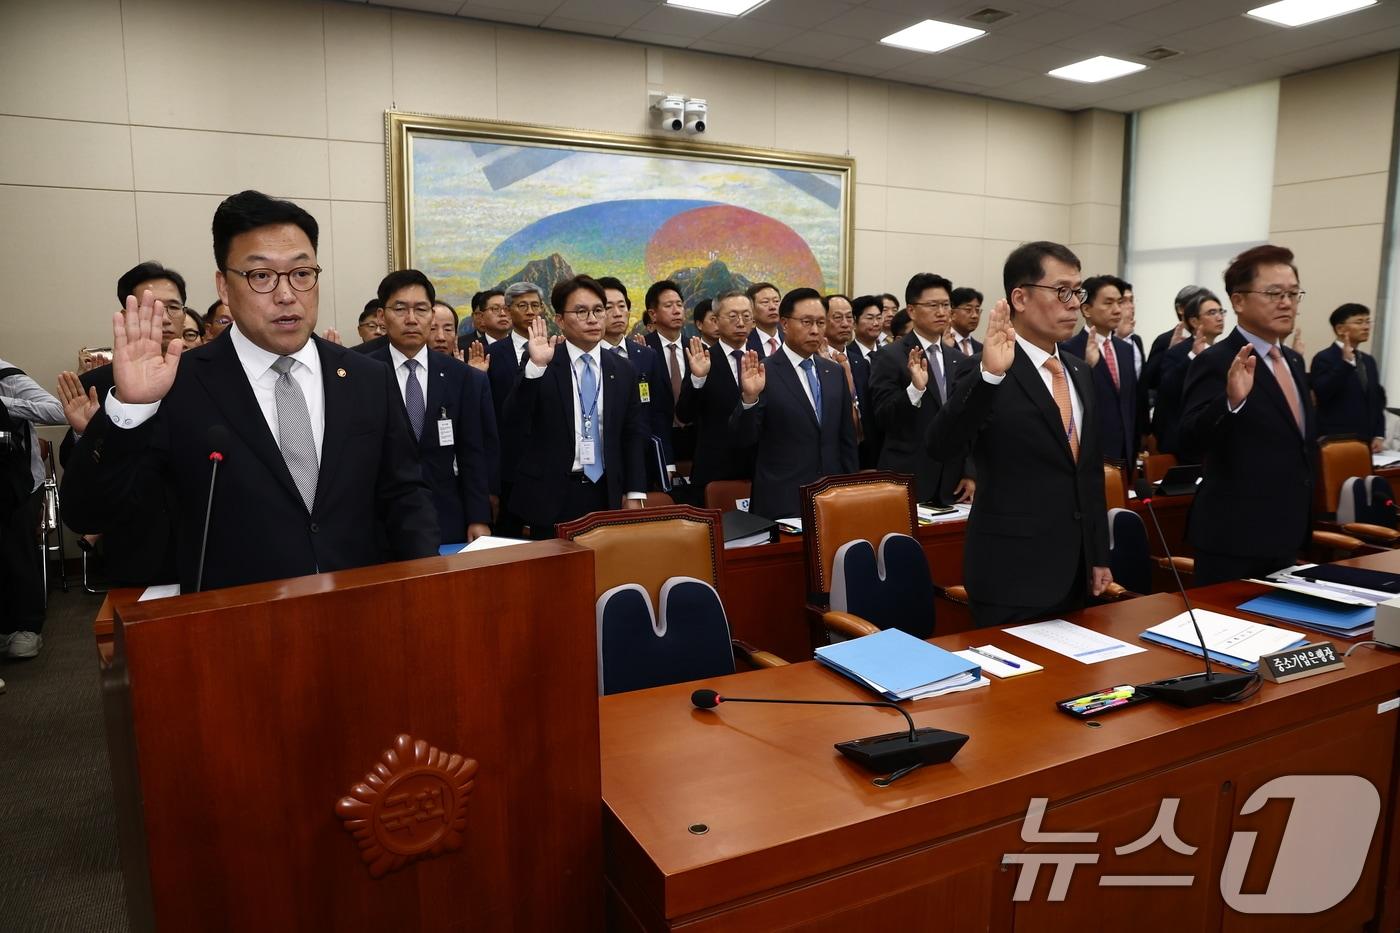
left=1259, top=641, right=1344, bottom=684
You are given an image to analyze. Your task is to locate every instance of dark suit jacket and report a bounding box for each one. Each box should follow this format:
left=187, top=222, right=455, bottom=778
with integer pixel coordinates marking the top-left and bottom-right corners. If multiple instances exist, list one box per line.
left=457, top=331, right=489, bottom=353
left=502, top=345, right=648, bottom=529
left=747, top=328, right=783, bottom=356
left=60, top=334, right=438, bottom=592
left=645, top=332, right=690, bottom=461
left=729, top=350, right=857, bottom=519
left=612, top=340, right=673, bottom=465
left=1150, top=338, right=1198, bottom=458
left=1311, top=343, right=1385, bottom=440
left=846, top=341, right=882, bottom=468
left=675, top=343, right=757, bottom=490
left=867, top=332, right=972, bottom=504
left=1179, top=329, right=1315, bottom=559
left=367, top=346, right=498, bottom=541
left=1059, top=329, right=1138, bottom=464
left=950, top=332, right=983, bottom=355
left=928, top=347, right=1109, bottom=610
left=354, top=334, right=389, bottom=355
left=58, top=363, right=178, bottom=587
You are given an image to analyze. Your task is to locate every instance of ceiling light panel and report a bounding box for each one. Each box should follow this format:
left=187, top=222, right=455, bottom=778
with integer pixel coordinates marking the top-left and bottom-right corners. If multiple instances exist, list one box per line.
left=1245, top=0, right=1376, bottom=28
left=1049, top=55, right=1147, bottom=83
left=881, top=19, right=987, bottom=54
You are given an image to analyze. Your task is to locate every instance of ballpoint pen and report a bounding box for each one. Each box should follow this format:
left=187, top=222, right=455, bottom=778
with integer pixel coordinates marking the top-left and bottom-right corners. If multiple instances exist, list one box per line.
left=965, top=646, right=1021, bottom=669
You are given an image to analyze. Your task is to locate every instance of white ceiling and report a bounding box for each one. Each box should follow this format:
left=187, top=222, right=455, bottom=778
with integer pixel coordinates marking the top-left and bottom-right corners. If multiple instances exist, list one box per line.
left=351, top=0, right=1400, bottom=112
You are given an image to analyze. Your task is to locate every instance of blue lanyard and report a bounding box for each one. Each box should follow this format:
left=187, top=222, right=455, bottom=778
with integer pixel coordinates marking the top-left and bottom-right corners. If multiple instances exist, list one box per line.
left=577, top=355, right=600, bottom=429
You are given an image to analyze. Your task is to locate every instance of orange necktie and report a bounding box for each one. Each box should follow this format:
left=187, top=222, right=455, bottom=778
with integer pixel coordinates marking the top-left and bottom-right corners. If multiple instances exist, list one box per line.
left=1043, top=356, right=1079, bottom=461
left=1268, top=346, right=1304, bottom=433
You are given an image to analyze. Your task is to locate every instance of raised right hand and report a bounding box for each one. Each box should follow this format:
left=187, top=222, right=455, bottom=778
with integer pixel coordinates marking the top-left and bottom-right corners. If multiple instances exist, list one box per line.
left=1083, top=332, right=1100, bottom=368
left=687, top=335, right=710, bottom=377
left=1226, top=344, right=1256, bottom=408
left=1170, top=321, right=1190, bottom=348
left=908, top=345, right=929, bottom=391
left=1192, top=333, right=1209, bottom=357
left=467, top=340, right=489, bottom=372
left=525, top=316, right=557, bottom=367
left=112, top=289, right=184, bottom=405
left=57, top=371, right=99, bottom=433
left=1340, top=334, right=1356, bottom=363
left=981, top=299, right=1016, bottom=377
left=739, top=350, right=766, bottom=404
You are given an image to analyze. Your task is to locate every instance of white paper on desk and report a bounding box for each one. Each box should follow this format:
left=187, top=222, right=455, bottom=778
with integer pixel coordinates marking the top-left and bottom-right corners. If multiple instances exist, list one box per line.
left=905, top=674, right=989, bottom=700
left=1373, top=451, right=1400, bottom=467
left=918, top=503, right=971, bottom=524
left=954, top=646, right=1042, bottom=678
left=1005, top=619, right=1146, bottom=664
left=1146, top=610, right=1303, bottom=664
left=457, top=535, right=530, bottom=553
left=776, top=517, right=802, bottom=534
left=138, top=583, right=181, bottom=601
left=1247, top=575, right=1382, bottom=606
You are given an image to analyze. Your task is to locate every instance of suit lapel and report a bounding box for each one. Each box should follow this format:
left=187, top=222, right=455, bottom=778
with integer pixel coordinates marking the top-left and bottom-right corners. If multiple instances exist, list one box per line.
left=1008, top=348, right=1075, bottom=463
left=422, top=352, right=445, bottom=454
left=314, top=339, right=355, bottom=507
left=817, top=357, right=842, bottom=434
left=769, top=351, right=818, bottom=428
left=192, top=335, right=304, bottom=507
left=600, top=349, right=623, bottom=445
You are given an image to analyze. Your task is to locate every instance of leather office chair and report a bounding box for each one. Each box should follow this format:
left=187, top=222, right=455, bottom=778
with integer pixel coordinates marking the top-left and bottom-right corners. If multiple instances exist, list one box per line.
left=799, top=471, right=965, bottom=645
left=704, top=480, right=752, bottom=513
left=1315, top=436, right=1400, bottom=545
left=558, top=505, right=785, bottom=692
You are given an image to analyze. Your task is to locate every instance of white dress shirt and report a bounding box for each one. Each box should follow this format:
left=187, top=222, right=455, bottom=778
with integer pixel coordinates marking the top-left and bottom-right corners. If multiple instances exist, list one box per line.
left=980, top=334, right=1082, bottom=438
left=781, top=342, right=819, bottom=412
left=509, top=330, right=528, bottom=361
left=105, top=324, right=326, bottom=460
left=388, top=342, right=429, bottom=409
left=755, top=328, right=782, bottom=357
left=689, top=339, right=746, bottom=389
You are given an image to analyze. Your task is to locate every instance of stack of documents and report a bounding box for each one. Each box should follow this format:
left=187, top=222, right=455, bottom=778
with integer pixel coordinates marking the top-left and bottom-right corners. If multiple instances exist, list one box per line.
left=721, top=510, right=776, bottom=549
left=815, top=628, right=985, bottom=701
left=1140, top=610, right=1307, bottom=672
left=1005, top=619, right=1145, bottom=664
left=1239, top=564, right=1399, bottom=637
left=917, top=503, right=972, bottom=524
left=1373, top=451, right=1400, bottom=467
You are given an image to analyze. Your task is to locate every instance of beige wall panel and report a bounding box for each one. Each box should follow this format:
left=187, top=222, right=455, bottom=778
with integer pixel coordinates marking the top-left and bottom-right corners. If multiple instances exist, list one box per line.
left=1274, top=53, right=1398, bottom=186
left=131, top=128, right=331, bottom=200
left=390, top=12, right=498, bottom=121
left=1069, top=202, right=1121, bottom=248
left=886, top=86, right=987, bottom=195
left=497, top=27, right=648, bottom=136
left=986, top=101, right=1074, bottom=203
left=1071, top=109, right=1125, bottom=207
left=774, top=67, right=848, bottom=155
left=329, top=141, right=387, bottom=203
left=1270, top=173, right=1388, bottom=233
left=1070, top=243, right=1120, bottom=278
left=848, top=78, right=889, bottom=187
left=854, top=183, right=887, bottom=231
left=653, top=50, right=777, bottom=148
left=324, top=2, right=395, bottom=143
left=1277, top=224, right=1385, bottom=356
left=133, top=192, right=242, bottom=310
left=980, top=239, right=1019, bottom=301
left=0, top=0, right=129, bottom=123
left=0, top=186, right=138, bottom=387
left=852, top=229, right=887, bottom=296
left=0, top=117, right=133, bottom=191
left=884, top=187, right=985, bottom=238
left=329, top=201, right=392, bottom=334
left=984, top=197, right=1071, bottom=243
left=885, top=232, right=983, bottom=295
left=123, top=0, right=328, bottom=136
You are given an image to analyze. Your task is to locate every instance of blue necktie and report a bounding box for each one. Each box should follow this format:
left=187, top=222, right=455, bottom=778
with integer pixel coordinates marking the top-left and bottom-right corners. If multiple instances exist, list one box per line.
left=800, top=356, right=822, bottom=416
left=403, top=358, right=424, bottom=440
left=578, top=355, right=604, bottom=482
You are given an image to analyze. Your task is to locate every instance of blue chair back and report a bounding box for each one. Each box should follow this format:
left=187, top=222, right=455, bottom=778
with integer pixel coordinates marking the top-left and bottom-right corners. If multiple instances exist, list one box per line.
left=596, top=577, right=736, bottom=695
left=828, top=533, right=935, bottom=639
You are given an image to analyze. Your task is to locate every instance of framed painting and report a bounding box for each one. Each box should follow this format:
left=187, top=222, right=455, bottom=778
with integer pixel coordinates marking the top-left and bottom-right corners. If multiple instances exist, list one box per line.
left=386, top=111, right=853, bottom=331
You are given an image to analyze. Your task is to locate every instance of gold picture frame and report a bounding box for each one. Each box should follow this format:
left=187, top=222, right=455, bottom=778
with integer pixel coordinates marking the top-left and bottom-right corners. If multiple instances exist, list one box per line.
left=385, top=111, right=854, bottom=313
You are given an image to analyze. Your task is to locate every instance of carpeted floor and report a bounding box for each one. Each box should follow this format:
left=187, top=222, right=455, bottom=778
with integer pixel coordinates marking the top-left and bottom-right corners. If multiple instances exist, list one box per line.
left=0, top=583, right=128, bottom=932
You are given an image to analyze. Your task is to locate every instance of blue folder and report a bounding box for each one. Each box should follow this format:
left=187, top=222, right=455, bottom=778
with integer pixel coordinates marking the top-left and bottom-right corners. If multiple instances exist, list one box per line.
left=815, top=628, right=979, bottom=701
left=1237, top=591, right=1375, bottom=637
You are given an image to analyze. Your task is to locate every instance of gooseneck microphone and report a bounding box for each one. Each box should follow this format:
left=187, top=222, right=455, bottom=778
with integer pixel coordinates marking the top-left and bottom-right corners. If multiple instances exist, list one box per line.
left=194, top=425, right=230, bottom=594
left=690, top=689, right=968, bottom=776
left=1132, top=480, right=1256, bottom=706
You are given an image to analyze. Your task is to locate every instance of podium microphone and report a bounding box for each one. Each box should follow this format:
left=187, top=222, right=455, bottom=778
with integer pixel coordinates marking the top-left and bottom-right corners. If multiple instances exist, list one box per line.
left=195, top=425, right=229, bottom=593
left=1131, top=480, right=1255, bottom=706
left=690, top=689, right=968, bottom=779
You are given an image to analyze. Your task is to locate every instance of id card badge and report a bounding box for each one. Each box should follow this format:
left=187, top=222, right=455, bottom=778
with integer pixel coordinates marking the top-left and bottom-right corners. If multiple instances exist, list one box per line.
left=579, top=440, right=597, bottom=465
left=437, top=418, right=454, bottom=447
left=639, top=382, right=651, bottom=404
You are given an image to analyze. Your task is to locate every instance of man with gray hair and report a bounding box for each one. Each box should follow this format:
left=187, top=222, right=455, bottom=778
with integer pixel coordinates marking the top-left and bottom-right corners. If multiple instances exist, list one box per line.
left=485, top=281, right=546, bottom=534
left=1142, top=284, right=1205, bottom=411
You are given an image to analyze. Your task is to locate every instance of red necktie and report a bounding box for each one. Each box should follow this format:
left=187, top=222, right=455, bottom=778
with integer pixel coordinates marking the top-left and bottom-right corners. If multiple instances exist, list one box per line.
left=1101, top=335, right=1119, bottom=390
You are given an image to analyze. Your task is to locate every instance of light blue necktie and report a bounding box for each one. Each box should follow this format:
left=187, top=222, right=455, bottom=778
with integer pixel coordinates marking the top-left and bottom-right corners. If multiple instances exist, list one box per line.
left=403, top=358, right=425, bottom=440
left=800, top=356, right=822, bottom=416
left=578, top=355, right=604, bottom=482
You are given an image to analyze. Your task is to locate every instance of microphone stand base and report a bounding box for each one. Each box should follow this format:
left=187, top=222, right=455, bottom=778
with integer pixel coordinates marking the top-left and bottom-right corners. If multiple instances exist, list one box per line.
left=1136, top=671, right=1256, bottom=707
left=836, top=727, right=969, bottom=773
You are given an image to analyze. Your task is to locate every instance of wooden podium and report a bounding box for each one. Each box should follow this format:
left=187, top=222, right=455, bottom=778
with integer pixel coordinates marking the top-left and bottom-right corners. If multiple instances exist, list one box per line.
left=103, top=542, right=602, bottom=933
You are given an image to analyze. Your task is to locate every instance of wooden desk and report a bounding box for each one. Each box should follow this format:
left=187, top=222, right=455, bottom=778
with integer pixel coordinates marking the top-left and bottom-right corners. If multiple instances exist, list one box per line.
left=603, top=552, right=1400, bottom=931
left=720, top=496, right=1195, bottom=662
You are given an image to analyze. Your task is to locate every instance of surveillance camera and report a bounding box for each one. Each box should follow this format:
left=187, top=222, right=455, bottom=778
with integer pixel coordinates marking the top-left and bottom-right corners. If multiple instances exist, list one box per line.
left=684, top=98, right=707, bottom=134
left=659, top=95, right=685, bottom=132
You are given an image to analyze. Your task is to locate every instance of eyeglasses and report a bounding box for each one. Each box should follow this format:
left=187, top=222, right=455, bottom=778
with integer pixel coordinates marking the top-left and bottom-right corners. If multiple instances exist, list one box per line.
left=511, top=301, right=544, bottom=313
left=228, top=266, right=321, bottom=294
left=386, top=302, right=433, bottom=318
left=181, top=329, right=202, bottom=342
left=1020, top=283, right=1088, bottom=305
left=1200, top=307, right=1226, bottom=318
left=1241, top=288, right=1306, bottom=304
left=789, top=316, right=826, bottom=329
left=211, top=316, right=232, bottom=327
left=909, top=300, right=952, bottom=312
left=566, top=306, right=605, bottom=320
left=720, top=312, right=754, bottom=324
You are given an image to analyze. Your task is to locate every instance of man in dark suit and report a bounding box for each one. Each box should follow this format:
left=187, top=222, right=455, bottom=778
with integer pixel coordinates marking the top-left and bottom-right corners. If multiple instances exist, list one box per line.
left=502, top=275, right=648, bottom=537
left=868, top=272, right=974, bottom=505
left=1180, top=245, right=1315, bottom=586
left=948, top=286, right=983, bottom=357
left=56, top=261, right=190, bottom=586
left=847, top=295, right=884, bottom=468
left=61, top=190, right=437, bottom=592
left=1312, top=303, right=1385, bottom=450
left=1151, top=289, right=1224, bottom=458
left=643, top=279, right=691, bottom=465
left=598, top=276, right=672, bottom=475
left=745, top=282, right=783, bottom=356
left=677, top=290, right=758, bottom=500
left=1059, top=275, right=1138, bottom=469
left=1115, top=285, right=1144, bottom=375
left=1140, top=284, right=1202, bottom=405
left=367, top=269, right=496, bottom=546
left=731, top=287, right=857, bottom=520
left=357, top=299, right=385, bottom=345
left=929, top=242, right=1111, bottom=628
left=483, top=282, right=544, bottom=535
left=459, top=288, right=508, bottom=353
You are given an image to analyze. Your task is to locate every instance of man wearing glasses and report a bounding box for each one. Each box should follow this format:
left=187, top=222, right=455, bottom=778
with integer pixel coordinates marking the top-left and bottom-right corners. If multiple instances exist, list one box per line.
left=1180, top=245, right=1315, bottom=585
left=847, top=295, right=885, bottom=468
left=485, top=282, right=546, bottom=422
left=1152, top=289, right=1225, bottom=458
left=929, top=242, right=1112, bottom=628
left=61, top=189, right=437, bottom=591
left=503, top=275, right=647, bottom=537
left=1311, top=303, right=1385, bottom=453
left=677, top=290, right=759, bottom=502
left=1060, top=275, right=1138, bottom=470
left=367, top=269, right=496, bottom=546
left=731, top=287, right=857, bottom=520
